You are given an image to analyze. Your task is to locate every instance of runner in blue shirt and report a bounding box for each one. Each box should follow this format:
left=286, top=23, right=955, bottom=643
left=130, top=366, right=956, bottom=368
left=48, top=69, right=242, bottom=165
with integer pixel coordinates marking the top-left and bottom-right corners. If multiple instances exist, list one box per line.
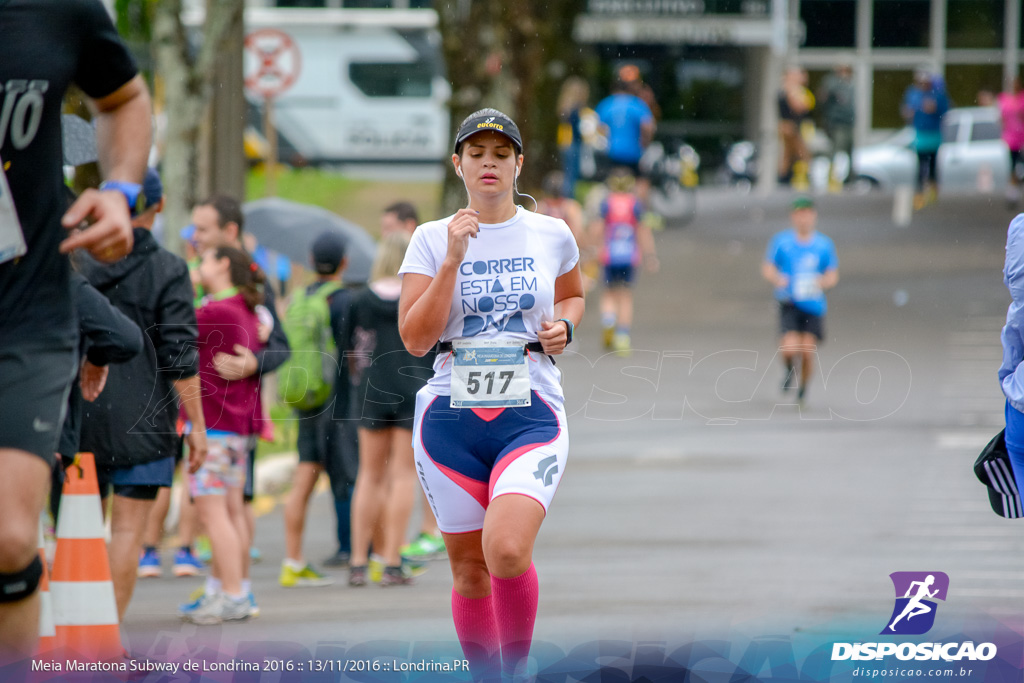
left=595, top=80, right=655, bottom=190
left=762, top=196, right=839, bottom=403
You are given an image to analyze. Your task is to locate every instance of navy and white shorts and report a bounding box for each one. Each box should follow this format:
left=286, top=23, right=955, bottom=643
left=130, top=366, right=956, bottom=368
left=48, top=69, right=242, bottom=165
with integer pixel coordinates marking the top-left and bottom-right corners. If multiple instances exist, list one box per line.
left=412, top=387, right=569, bottom=534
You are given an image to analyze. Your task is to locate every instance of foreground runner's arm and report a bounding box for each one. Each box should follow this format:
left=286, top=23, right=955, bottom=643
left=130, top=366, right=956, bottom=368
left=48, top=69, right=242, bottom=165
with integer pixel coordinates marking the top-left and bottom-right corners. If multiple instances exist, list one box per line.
left=399, top=208, right=479, bottom=356
left=537, top=265, right=585, bottom=355
left=60, top=75, right=151, bottom=262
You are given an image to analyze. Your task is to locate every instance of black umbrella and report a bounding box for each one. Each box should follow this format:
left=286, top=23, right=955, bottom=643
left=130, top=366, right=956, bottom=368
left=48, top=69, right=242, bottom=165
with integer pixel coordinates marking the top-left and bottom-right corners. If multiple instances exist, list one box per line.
left=242, top=197, right=376, bottom=285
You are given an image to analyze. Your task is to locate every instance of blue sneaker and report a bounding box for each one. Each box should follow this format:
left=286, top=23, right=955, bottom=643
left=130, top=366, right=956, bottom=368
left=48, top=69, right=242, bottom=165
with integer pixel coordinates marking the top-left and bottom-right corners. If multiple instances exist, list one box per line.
left=137, top=547, right=162, bottom=578
left=247, top=592, right=260, bottom=618
left=177, top=587, right=208, bottom=617
left=173, top=548, right=204, bottom=577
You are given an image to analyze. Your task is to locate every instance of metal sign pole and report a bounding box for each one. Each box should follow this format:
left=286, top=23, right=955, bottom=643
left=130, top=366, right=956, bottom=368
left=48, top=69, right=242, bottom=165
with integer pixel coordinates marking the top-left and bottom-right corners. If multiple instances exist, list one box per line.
left=265, top=96, right=278, bottom=197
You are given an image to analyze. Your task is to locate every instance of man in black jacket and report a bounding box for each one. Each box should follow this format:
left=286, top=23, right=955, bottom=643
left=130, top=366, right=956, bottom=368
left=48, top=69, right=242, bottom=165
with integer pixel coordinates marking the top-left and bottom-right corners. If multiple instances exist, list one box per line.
left=50, top=272, right=145, bottom=523
left=79, top=169, right=208, bottom=623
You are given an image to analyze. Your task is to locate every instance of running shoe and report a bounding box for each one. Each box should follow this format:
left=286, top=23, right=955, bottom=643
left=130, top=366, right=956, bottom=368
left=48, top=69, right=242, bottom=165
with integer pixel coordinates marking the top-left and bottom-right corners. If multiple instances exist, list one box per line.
left=249, top=546, right=263, bottom=564
left=322, top=551, right=351, bottom=568
left=797, top=385, right=807, bottom=405
left=348, top=565, right=367, bottom=587
left=612, top=332, right=631, bottom=358
left=279, top=562, right=335, bottom=588
left=380, top=565, right=415, bottom=586
left=369, top=554, right=385, bottom=583
left=781, top=366, right=797, bottom=393
left=137, top=547, right=162, bottom=578
left=400, top=533, right=446, bottom=561
left=178, top=588, right=210, bottom=617
left=602, top=326, right=615, bottom=350
left=402, top=557, right=429, bottom=578
left=247, top=592, right=261, bottom=618
left=172, top=548, right=204, bottom=577
left=184, top=593, right=250, bottom=625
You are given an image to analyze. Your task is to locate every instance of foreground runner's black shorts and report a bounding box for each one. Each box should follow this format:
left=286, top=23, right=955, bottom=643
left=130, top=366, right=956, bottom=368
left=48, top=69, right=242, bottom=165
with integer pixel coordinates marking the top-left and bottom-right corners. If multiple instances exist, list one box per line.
left=779, top=301, right=825, bottom=341
left=0, top=343, right=77, bottom=466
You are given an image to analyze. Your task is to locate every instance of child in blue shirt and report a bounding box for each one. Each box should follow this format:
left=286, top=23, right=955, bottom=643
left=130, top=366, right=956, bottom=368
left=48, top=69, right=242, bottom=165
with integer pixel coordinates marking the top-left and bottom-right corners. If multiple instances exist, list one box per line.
left=761, top=196, right=839, bottom=403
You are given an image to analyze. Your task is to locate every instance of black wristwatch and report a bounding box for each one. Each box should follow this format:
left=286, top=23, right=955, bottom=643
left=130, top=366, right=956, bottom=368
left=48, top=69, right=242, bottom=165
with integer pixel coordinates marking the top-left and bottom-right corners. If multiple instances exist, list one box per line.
left=99, top=180, right=145, bottom=217
left=558, top=318, right=574, bottom=345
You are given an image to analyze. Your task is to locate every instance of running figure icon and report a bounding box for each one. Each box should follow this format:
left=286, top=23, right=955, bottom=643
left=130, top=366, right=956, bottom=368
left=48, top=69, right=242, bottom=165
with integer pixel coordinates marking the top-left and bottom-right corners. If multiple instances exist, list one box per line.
left=888, top=575, right=938, bottom=630
left=882, top=571, right=949, bottom=635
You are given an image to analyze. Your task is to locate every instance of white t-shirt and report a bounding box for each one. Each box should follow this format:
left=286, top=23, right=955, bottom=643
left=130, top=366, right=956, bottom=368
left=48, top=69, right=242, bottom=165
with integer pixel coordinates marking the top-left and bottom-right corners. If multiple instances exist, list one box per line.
left=399, top=205, right=580, bottom=399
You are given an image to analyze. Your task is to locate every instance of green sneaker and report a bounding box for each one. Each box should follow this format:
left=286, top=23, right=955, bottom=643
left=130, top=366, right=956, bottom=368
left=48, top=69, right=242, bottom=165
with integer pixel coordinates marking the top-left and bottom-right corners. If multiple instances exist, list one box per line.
left=400, top=533, right=446, bottom=561
left=279, top=562, right=335, bottom=588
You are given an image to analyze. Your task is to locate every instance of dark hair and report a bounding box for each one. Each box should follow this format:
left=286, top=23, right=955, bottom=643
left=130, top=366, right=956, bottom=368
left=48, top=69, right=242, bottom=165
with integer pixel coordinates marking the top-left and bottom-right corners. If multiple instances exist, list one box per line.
left=384, top=201, right=418, bottom=225
left=199, top=194, right=245, bottom=237
left=213, top=246, right=264, bottom=311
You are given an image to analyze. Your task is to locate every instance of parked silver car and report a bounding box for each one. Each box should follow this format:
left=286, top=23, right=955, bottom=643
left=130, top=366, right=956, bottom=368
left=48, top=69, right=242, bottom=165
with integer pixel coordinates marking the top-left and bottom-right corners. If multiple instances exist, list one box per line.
left=852, top=107, right=1010, bottom=193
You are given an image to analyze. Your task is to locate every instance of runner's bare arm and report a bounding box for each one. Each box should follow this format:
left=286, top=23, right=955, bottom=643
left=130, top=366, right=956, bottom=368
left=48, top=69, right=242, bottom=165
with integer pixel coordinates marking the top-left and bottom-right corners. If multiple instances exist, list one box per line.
left=819, top=268, right=839, bottom=290
left=538, top=265, right=585, bottom=355
left=91, top=75, right=152, bottom=182
left=761, top=261, right=788, bottom=289
left=400, top=271, right=457, bottom=357
left=60, top=75, right=151, bottom=261
left=399, top=209, right=480, bottom=356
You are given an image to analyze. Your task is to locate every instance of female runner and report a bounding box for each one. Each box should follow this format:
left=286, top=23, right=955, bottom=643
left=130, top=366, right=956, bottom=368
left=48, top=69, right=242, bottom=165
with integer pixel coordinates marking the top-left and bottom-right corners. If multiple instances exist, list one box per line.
left=399, top=108, right=584, bottom=679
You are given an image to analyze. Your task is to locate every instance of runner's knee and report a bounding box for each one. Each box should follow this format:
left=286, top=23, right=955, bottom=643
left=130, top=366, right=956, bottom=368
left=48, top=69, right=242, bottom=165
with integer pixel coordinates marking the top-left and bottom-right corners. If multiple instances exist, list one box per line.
left=450, top=557, right=491, bottom=597
left=0, top=516, right=42, bottom=573
left=483, top=535, right=532, bottom=577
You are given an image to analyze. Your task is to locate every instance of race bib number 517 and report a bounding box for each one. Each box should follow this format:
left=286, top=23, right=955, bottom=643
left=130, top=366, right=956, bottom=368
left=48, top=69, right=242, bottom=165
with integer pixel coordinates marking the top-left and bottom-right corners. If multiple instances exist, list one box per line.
left=450, top=339, right=532, bottom=408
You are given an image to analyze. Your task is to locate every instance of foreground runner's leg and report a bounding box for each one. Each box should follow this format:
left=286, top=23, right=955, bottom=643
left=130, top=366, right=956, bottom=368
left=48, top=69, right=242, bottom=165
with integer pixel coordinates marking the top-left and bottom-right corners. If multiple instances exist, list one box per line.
left=0, top=449, right=52, bottom=660
left=483, top=493, right=545, bottom=676
left=444, top=530, right=499, bottom=680
left=780, top=331, right=803, bottom=392
left=799, top=332, right=818, bottom=401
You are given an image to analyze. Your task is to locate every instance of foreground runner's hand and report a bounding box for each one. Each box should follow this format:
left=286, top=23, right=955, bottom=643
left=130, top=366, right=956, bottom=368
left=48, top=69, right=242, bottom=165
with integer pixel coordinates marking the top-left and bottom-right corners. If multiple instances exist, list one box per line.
left=79, top=360, right=109, bottom=402
left=445, top=208, right=480, bottom=264
left=185, top=429, right=208, bottom=474
left=59, top=188, right=134, bottom=263
left=538, top=320, right=568, bottom=355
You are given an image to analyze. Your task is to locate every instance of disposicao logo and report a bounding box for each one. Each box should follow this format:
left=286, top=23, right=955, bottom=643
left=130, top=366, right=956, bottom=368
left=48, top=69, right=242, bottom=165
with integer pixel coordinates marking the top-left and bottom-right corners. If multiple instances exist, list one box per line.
left=882, top=571, right=948, bottom=635
left=831, top=572, right=997, bottom=663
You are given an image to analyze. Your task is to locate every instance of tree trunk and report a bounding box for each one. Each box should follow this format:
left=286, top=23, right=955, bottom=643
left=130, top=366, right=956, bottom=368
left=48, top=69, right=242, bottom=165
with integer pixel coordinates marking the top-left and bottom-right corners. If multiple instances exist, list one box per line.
left=436, top=0, right=588, bottom=215
left=152, top=0, right=243, bottom=256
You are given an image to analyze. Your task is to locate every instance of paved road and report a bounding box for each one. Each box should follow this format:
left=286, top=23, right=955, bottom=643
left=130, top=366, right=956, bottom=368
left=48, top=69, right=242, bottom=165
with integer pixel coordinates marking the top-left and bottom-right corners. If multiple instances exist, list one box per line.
left=121, top=189, right=1022, bottom=667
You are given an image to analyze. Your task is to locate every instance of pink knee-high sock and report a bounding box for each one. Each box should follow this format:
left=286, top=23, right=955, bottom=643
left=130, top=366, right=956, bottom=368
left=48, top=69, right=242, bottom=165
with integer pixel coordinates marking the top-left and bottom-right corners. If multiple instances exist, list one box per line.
left=490, top=563, right=539, bottom=676
left=452, top=589, right=500, bottom=680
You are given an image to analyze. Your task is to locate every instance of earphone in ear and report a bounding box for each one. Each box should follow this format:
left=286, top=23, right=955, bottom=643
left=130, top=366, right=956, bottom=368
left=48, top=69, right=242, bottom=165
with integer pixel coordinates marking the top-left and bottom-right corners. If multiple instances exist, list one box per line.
left=515, top=167, right=520, bottom=179
left=456, top=167, right=463, bottom=178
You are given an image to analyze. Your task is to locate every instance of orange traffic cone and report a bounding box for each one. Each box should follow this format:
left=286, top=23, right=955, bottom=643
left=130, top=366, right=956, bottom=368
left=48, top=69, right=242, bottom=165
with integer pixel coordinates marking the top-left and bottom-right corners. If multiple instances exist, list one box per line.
left=51, top=453, right=121, bottom=660
left=36, top=516, right=56, bottom=654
